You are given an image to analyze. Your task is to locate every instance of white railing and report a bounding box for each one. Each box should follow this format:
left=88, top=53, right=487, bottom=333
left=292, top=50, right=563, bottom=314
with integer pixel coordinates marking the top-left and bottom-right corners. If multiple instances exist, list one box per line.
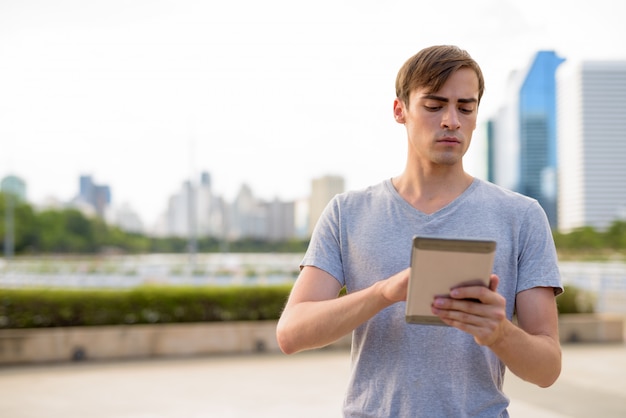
left=1, top=255, right=625, bottom=314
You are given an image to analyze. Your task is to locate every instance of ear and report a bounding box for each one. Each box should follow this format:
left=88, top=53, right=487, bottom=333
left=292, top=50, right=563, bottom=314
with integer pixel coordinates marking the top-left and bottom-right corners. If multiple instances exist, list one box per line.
left=393, top=98, right=406, bottom=124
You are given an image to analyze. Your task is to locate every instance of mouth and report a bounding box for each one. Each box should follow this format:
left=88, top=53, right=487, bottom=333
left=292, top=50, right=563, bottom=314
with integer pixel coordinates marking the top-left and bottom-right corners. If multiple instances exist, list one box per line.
left=437, top=136, right=461, bottom=144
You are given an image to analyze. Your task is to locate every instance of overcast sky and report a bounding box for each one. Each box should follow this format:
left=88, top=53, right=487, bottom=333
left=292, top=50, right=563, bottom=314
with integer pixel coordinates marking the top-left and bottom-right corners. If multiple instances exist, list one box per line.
left=1, top=0, right=625, bottom=227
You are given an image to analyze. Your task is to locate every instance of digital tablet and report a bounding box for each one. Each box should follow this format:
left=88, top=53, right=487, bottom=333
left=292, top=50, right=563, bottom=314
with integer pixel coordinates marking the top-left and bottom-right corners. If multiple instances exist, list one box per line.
left=405, top=236, right=496, bottom=326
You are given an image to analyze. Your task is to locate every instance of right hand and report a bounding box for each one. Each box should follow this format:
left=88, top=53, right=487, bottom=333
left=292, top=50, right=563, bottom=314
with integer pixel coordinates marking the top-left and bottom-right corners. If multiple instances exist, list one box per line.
left=378, top=267, right=410, bottom=303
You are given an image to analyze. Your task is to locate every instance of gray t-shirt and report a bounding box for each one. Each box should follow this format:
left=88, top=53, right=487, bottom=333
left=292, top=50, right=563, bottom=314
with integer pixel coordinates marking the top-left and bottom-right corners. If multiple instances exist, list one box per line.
left=301, top=178, right=562, bottom=418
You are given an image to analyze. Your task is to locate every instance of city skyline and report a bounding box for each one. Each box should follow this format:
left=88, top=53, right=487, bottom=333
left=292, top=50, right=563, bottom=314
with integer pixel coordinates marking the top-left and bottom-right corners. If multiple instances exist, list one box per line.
left=2, top=0, right=625, bottom=226
left=0, top=170, right=343, bottom=236
left=4, top=49, right=626, bottom=237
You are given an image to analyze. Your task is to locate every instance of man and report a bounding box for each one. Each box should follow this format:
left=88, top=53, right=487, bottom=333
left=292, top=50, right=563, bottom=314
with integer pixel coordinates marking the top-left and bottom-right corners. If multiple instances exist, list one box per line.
left=276, top=45, right=562, bottom=417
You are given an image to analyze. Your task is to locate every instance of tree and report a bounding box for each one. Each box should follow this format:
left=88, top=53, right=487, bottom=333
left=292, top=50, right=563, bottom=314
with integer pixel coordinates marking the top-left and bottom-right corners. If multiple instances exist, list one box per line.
left=605, top=220, right=626, bottom=250
left=0, top=194, right=38, bottom=254
left=566, top=226, right=604, bottom=250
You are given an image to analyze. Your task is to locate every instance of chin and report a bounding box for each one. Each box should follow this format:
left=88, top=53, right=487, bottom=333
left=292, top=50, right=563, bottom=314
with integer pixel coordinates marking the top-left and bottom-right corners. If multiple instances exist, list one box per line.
left=433, top=155, right=462, bottom=166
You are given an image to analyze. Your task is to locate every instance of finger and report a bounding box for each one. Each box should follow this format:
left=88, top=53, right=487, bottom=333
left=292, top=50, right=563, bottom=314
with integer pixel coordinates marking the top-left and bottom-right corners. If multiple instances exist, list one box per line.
left=449, top=285, right=488, bottom=302
left=432, top=297, right=484, bottom=317
left=434, top=305, right=485, bottom=328
left=488, top=274, right=499, bottom=292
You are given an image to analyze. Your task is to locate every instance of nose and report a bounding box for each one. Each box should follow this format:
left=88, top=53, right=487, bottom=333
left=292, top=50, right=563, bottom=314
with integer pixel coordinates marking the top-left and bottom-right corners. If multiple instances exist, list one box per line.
left=441, top=108, right=461, bottom=130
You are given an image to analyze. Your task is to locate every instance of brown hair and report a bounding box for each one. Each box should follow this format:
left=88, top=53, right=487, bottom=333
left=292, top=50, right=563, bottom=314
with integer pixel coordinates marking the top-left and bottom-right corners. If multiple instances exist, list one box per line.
left=395, top=45, right=485, bottom=105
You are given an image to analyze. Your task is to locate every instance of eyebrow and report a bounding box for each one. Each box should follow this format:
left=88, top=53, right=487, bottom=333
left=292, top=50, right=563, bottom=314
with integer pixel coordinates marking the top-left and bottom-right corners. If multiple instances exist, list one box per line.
left=421, top=94, right=478, bottom=104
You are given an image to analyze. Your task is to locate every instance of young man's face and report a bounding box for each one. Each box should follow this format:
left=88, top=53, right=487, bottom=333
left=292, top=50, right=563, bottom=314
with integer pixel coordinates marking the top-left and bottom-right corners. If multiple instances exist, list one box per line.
left=393, top=67, right=479, bottom=168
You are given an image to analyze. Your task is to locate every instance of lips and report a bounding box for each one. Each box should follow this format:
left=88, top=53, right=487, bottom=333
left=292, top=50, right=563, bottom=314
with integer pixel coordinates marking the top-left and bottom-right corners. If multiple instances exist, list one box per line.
left=437, top=136, right=460, bottom=144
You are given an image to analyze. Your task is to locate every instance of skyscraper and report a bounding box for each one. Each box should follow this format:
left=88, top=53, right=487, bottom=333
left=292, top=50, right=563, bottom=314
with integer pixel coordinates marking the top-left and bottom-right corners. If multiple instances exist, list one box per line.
left=557, top=60, right=626, bottom=231
left=78, top=175, right=111, bottom=218
left=518, top=51, right=565, bottom=228
left=1, top=174, right=25, bottom=259
left=489, top=68, right=524, bottom=193
left=266, top=199, right=296, bottom=242
left=0, top=175, right=26, bottom=202
left=308, top=175, right=345, bottom=236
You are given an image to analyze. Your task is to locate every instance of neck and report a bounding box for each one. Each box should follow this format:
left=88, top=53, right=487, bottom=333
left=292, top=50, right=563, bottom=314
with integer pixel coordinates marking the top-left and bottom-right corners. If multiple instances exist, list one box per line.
left=391, top=167, right=473, bottom=214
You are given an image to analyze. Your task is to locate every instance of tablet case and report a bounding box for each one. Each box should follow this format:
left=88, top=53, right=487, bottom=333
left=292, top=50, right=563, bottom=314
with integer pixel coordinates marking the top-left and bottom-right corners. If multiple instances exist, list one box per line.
left=405, top=236, right=496, bottom=326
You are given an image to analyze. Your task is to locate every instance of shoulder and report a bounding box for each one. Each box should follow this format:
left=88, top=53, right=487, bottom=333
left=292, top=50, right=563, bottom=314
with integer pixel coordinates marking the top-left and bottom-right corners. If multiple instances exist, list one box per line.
left=473, top=178, right=530, bottom=200
left=319, top=180, right=397, bottom=227
left=472, top=178, right=538, bottom=208
left=331, top=180, right=392, bottom=207
left=468, top=179, right=551, bottom=231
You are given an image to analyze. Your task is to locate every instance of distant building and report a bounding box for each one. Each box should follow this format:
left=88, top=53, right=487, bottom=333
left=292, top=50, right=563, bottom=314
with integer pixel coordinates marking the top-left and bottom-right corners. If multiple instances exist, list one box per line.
left=294, top=197, right=310, bottom=239
left=77, top=175, right=111, bottom=218
left=484, top=120, right=495, bottom=183
left=0, top=175, right=27, bottom=202
left=159, top=170, right=342, bottom=241
left=265, top=199, right=295, bottom=242
left=167, top=180, right=193, bottom=238
left=557, top=60, right=626, bottom=231
left=196, top=171, right=227, bottom=238
left=488, top=69, right=524, bottom=192
left=230, top=184, right=267, bottom=240
left=1, top=174, right=26, bottom=259
left=518, top=51, right=565, bottom=228
left=163, top=172, right=230, bottom=240
left=107, top=203, right=144, bottom=234
left=487, top=51, right=565, bottom=228
left=308, top=175, right=345, bottom=236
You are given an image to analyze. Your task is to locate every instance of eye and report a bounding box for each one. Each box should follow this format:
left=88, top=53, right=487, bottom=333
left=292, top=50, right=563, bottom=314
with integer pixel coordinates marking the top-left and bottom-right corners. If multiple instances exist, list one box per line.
left=459, top=107, right=475, bottom=114
left=424, top=105, right=441, bottom=112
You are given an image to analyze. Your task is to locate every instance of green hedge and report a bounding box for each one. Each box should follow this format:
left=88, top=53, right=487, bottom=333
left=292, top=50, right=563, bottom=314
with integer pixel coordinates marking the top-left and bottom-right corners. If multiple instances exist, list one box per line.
left=0, top=285, right=292, bottom=329
left=0, top=284, right=592, bottom=329
left=556, top=285, right=595, bottom=314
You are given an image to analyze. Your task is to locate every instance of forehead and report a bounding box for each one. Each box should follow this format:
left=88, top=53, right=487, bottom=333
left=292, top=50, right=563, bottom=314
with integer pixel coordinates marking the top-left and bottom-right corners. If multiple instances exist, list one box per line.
left=412, top=68, right=480, bottom=101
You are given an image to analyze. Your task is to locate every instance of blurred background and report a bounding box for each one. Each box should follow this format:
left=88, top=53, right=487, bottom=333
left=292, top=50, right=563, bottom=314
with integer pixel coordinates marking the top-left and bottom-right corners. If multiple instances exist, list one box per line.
left=1, top=0, right=625, bottom=236
left=1, top=0, right=625, bottom=417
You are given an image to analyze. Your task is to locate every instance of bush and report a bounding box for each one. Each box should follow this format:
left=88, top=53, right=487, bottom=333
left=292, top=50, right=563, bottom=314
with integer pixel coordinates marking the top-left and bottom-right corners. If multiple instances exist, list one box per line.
left=557, top=285, right=596, bottom=314
left=0, top=283, right=593, bottom=329
left=0, top=285, right=292, bottom=329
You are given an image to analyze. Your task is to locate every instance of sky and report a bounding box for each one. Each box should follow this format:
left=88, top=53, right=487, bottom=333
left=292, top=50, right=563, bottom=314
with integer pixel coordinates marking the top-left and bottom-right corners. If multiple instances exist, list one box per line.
left=1, top=0, right=625, bottom=228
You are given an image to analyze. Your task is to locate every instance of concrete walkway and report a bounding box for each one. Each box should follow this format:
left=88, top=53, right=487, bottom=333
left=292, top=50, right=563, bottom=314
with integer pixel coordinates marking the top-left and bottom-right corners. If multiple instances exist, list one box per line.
left=0, top=343, right=624, bottom=418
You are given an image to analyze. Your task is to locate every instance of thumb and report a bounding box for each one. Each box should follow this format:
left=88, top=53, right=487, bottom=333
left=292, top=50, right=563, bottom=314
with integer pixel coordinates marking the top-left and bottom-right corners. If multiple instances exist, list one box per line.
left=488, top=274, right=499, bottom=292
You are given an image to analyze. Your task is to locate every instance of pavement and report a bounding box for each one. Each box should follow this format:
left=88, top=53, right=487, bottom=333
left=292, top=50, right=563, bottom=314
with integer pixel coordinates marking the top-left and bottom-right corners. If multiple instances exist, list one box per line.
left=0, top=343, right=624, bottom=418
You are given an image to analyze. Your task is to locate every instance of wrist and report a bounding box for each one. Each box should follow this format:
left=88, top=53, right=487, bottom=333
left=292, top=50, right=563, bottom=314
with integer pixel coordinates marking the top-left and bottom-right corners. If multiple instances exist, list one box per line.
left=372, top=279, right=397, bottom=307
left=484, top=319, right=514, bottom=349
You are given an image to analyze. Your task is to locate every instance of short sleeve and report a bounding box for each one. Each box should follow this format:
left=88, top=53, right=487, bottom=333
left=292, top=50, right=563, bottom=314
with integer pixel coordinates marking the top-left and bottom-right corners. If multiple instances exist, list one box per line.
left=300, top=196, right=345, bottom=287
left=517, top=201, right=563, bottom=296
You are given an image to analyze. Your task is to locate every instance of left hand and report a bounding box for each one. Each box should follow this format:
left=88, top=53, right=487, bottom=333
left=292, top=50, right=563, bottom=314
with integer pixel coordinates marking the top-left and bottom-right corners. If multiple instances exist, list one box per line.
left=431, top=274, right=508, bottom=346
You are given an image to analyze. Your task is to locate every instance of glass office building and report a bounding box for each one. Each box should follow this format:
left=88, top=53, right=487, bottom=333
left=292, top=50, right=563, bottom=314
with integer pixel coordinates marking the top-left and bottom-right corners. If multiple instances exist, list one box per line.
left=518, top=51, right=565, bottom=228
left=557, top=60, right=626, bottom=231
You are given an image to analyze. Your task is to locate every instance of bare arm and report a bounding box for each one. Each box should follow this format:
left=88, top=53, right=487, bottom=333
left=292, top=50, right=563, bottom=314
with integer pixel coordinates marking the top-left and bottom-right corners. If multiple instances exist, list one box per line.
left=432, top=275, right=561, bottom=387
left=276, top=266, right=409, bottom=354
left=489, top=286, right=561, bottom=387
